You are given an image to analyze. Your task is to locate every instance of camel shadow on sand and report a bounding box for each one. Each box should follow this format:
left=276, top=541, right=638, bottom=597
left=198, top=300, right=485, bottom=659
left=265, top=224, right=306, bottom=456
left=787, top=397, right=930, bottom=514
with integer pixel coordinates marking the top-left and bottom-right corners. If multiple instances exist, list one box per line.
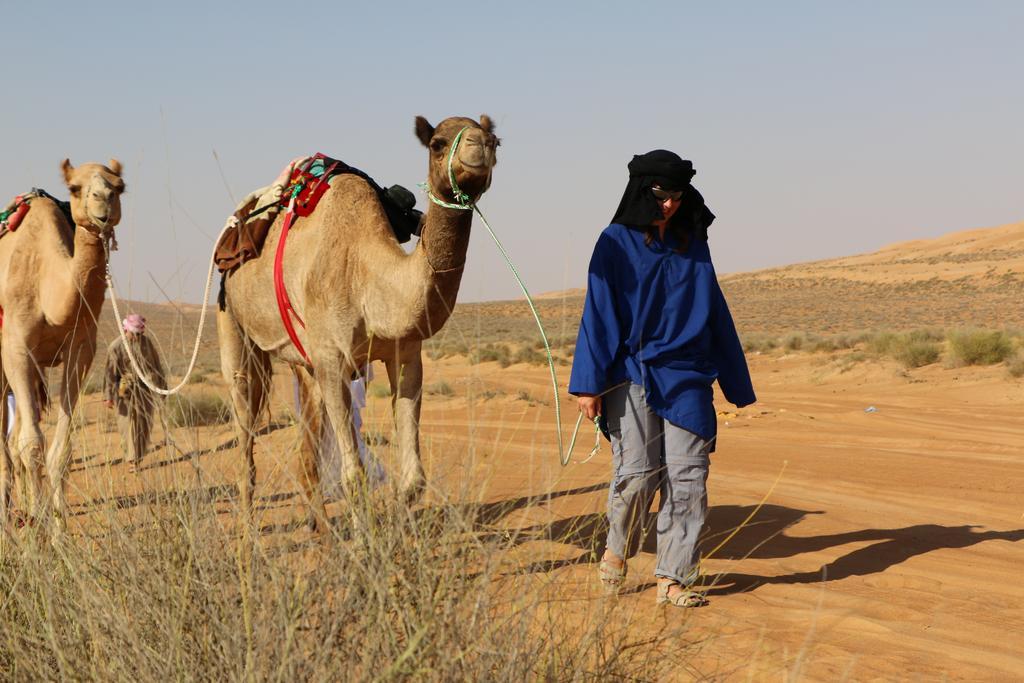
left=472, top=484, right=1024, bottom=594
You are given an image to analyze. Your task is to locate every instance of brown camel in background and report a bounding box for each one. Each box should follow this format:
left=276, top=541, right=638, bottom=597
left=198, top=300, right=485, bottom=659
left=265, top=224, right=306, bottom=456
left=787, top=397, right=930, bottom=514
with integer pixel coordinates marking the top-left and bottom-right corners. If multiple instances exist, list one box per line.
left=219, top=114, right=498, bottom=529
left=0, top=160, right=125, bottom=531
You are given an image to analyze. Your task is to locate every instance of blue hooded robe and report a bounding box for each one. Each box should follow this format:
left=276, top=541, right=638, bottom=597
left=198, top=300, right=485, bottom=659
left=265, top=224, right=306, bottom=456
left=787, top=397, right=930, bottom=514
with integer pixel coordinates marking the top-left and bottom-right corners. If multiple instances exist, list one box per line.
left=568, top=224, right=755, bottom=445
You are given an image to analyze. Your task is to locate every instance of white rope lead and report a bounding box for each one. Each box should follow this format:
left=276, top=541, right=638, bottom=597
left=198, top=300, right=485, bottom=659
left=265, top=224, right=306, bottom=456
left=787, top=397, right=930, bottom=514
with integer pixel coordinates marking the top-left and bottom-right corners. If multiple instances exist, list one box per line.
left=103, top=215, right=234, bottom=397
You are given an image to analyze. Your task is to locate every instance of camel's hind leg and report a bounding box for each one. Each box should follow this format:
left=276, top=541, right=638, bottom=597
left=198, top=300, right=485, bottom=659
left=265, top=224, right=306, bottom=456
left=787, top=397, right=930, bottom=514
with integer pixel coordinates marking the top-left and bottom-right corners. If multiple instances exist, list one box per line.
left=218, top=309, right=271, bottom=531
left=293, top=365, right=328, bottom=532
left=384, top=341, right=425, bottom=503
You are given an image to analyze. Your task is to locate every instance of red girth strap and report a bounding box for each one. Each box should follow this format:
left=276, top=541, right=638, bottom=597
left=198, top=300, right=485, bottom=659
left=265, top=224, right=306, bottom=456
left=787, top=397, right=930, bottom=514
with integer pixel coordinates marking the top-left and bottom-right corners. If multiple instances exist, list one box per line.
left=273, top=197, right=310, bottom=364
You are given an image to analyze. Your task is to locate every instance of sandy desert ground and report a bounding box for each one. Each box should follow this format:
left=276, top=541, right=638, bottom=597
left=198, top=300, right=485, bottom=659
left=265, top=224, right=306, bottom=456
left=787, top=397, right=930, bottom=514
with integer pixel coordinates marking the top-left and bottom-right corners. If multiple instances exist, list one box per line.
left=39, top=221, right=1024, bottom=679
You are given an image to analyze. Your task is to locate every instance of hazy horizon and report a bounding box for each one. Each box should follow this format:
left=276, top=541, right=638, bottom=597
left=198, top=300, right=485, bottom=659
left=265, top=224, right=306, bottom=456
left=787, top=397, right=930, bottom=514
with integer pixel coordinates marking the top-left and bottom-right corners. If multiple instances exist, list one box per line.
left=3, top=1, right=1021, bottom=306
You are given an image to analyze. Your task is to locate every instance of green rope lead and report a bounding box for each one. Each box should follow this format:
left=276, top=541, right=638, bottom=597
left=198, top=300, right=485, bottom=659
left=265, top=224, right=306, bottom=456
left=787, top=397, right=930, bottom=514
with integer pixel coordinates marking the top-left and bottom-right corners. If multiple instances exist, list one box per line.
left=472, top=204, right=597, bottom=465
left=424, top=127, right=599, bottom=466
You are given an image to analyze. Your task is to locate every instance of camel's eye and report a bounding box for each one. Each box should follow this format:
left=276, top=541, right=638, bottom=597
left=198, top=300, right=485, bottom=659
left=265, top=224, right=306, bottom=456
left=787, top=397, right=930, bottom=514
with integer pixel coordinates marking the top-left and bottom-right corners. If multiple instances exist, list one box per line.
left=430, top=137, right=447, bottom=153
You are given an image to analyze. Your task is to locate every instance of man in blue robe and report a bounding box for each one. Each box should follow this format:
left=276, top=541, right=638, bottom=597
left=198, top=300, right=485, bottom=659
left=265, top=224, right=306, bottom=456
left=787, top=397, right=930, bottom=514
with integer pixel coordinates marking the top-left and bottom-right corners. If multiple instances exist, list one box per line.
left=569, top=150, right=755, bottom=608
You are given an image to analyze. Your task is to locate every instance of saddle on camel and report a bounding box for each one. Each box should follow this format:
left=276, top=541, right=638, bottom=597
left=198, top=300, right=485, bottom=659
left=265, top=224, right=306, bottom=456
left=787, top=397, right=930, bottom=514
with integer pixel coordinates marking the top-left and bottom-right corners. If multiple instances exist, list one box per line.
left=214, top=155, right=422, bottom=274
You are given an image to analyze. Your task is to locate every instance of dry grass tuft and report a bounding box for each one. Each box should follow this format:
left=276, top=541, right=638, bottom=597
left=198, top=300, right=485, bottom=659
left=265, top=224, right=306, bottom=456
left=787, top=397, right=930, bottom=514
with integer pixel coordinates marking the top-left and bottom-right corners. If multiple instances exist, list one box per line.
left=0, top=478, right=692, bottom=680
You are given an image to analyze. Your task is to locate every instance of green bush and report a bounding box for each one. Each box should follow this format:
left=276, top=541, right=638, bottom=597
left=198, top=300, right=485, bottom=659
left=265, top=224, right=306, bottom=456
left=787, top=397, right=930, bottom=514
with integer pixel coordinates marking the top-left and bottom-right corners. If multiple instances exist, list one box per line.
left=811, top=339, right=838, bottom=353
left=783, top=334, right=804, bottom=352
left=425, top=381, right=455, bottom=397
left=369, top=382, right=391, bottom=399
left=868, top=332, right=900, bottom=355
left=894, top=340, right=941, bottom=369
left=947, top=330, right=1013, bottom=366
left=471, top=344, right=512, bottom=367
left=1006, top=355, right=1024, bottom=378
left=166, top=393, right=231, bottom=428
left=512, top=346, right=547, bottom=366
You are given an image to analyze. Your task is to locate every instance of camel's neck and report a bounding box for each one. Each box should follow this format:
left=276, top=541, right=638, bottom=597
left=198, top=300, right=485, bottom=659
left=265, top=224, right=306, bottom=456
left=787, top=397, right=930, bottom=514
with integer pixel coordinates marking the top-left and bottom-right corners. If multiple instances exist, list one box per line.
left=419, top=203, right=473, bottom=273
left=399, top=202, right=473, bottom=338
left=51, top=225, right=108, bottom=322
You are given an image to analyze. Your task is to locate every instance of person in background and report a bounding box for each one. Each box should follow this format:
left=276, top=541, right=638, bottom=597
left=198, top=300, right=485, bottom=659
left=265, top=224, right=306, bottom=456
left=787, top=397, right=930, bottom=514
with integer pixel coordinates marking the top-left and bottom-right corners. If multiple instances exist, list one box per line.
left=104, top=314, right=166, bottom=473
left=5, top=391, right=14, bottom=440
left=569, top=150, right=756, bottom=608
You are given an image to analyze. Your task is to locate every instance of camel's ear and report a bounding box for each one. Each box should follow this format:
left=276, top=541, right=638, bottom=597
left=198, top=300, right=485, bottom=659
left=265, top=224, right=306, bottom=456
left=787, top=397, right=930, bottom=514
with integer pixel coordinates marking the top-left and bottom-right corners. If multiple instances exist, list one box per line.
left=479, top=114, right=495, bottom=134
left=415, top=116, right=435, bottom=147
left=108, top=158, right=123, bottom=176
left=61, top=159, right=74, bottom=185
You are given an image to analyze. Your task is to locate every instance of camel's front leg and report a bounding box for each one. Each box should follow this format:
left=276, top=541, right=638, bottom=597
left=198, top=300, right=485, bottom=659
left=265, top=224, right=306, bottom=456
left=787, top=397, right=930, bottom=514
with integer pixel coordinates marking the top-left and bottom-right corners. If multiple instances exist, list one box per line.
left=386, top=342, right=425, bottom=503
left=2, top=344, right=46, bottom=521
left=46, top=340, right=95, bottom=533
left=314, top=351, right=363, bottom=501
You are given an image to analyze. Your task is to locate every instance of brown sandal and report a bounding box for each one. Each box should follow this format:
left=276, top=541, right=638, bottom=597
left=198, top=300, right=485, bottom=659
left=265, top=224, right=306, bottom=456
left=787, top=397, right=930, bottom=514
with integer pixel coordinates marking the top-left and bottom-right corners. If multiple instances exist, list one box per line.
left=598, top=558, right=627, bottom=595
left=656, top=581, right=708, bottom=608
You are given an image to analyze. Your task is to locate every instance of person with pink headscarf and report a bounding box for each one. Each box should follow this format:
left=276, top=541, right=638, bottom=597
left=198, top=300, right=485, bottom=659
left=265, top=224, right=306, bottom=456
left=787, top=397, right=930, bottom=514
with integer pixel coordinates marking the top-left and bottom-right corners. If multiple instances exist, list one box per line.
left=103, top=314, right=166, bottom=473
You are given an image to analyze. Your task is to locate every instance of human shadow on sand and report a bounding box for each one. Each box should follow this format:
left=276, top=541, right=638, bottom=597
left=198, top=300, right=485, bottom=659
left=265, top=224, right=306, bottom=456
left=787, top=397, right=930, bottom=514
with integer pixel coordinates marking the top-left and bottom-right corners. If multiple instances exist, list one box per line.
left=68, top=420, right=292, bottom=474
left=496, top=496, right=1024, bottom=593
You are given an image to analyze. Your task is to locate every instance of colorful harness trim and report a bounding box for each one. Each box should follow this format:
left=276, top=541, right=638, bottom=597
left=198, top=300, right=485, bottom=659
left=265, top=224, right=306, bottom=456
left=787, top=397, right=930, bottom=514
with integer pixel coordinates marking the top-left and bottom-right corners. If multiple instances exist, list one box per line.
left=273, top=154, right=340, bottom=364
left=0, top=193, right=34, bottom=236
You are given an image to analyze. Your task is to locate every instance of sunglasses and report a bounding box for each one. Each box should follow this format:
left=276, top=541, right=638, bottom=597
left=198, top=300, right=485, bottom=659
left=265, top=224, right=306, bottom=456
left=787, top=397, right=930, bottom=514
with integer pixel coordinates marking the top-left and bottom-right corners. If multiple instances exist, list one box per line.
left=650, top=186, right=683, bottom=202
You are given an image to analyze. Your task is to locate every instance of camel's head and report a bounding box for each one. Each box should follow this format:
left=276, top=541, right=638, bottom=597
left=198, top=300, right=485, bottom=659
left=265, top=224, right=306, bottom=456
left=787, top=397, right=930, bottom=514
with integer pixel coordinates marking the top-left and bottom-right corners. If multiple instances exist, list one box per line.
left=61, top=158, right=125, bottom=236
left=416, top=114, right=499, bottom=205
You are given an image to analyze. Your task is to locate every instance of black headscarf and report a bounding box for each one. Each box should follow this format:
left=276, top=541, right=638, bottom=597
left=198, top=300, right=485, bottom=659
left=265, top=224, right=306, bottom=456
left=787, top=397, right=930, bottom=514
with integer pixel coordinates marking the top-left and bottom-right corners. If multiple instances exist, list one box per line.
left=610, top=150, right=715, bottom=241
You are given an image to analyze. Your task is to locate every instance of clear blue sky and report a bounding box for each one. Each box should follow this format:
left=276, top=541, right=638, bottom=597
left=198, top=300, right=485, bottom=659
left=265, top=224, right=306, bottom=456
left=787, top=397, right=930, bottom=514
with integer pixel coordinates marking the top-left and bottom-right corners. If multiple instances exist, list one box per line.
left=2, top=1, right=1022, bottom=304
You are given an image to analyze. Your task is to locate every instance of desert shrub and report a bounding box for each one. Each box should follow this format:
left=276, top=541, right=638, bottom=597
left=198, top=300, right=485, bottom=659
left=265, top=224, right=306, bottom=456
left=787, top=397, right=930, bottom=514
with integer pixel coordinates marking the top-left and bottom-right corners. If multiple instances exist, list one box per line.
left=743, top=335, right=778, bottom=354
left=166, top=392, right=231, bottom=428
left=425, top=380, right=455, bottom=397
left=783, top=333, right=804, bottom=352
left=471, top=344, right=512, bottom=367
left=907, top=328, right=943, bottom=343
left=867, top=331, right=900, bottom=355
left=369, top=382, right=391, bottom=399
left=1006, top=354, right=1024, bottom=378
left=811, top=338, right=838, bottom=353
left=893, top=340, right=941, bottom=368
left=947, top=329, right=1013, bottom=366
left=512, top=346, right=547, bottom=366
left=831, top=335, right=856, bottom=350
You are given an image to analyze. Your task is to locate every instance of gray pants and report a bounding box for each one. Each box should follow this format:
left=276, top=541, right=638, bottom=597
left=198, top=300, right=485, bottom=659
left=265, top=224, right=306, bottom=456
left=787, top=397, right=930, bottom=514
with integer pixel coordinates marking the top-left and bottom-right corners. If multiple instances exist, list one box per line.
left=604, top=383, right=712, bottom=585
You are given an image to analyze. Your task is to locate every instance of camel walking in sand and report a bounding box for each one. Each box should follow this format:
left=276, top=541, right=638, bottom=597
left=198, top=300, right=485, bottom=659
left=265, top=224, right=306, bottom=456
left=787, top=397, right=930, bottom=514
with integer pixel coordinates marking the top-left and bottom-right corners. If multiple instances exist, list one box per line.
left=0, top=159, right=125, bottom=530
left=219, top=115, right=498, bottom=528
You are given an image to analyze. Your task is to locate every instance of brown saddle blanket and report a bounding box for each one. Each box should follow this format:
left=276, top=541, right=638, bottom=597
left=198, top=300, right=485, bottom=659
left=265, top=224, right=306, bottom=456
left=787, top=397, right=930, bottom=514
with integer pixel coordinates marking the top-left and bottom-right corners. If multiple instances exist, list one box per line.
left=213, top=191, right=279, bottom=274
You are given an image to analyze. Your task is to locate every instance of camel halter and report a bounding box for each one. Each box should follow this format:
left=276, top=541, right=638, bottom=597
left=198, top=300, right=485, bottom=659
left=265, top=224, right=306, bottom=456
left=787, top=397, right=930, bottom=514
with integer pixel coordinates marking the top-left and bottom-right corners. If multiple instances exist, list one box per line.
left=421, top=128, right=600, bottom=466
left=102, top=218, right=231, bottom=397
